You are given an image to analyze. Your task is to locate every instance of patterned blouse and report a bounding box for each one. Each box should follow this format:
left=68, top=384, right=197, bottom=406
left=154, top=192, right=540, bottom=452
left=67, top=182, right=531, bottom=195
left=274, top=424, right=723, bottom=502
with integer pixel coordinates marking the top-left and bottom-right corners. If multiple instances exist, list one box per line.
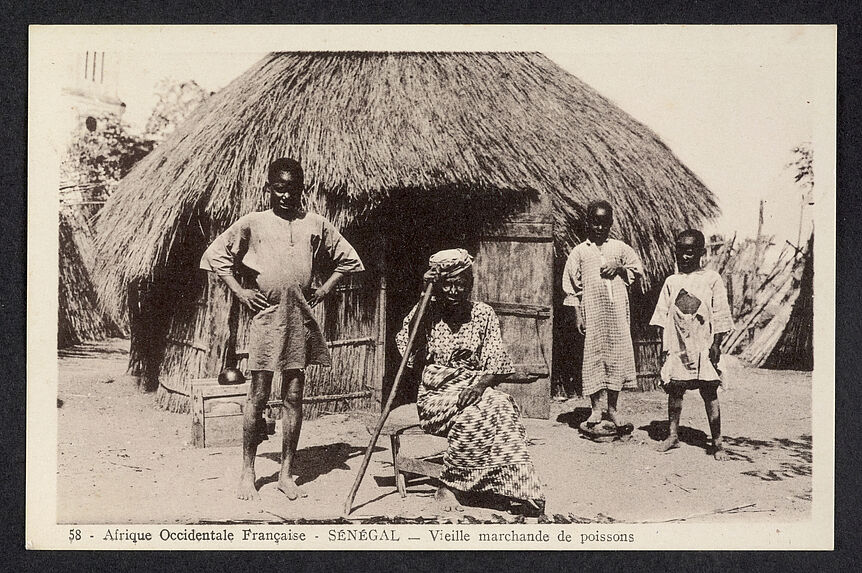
left=396, top=301, right=515, bottom=375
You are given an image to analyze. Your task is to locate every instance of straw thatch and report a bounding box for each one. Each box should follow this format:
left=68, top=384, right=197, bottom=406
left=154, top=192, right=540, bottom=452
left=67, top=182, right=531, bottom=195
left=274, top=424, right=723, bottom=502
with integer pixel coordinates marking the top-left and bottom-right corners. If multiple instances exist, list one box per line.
left=92, top=52, right=719, bottom=410
left=762, top=236, right=813, bottom=370
left=95, top=52, right=717, bottom=315
left=726, top=234, right=813, bottom=370
left=706, top=234, right=765, bottom=319
left=722, top=233, right=813, bottom=370
left=59, top=207, right=124, bottom=348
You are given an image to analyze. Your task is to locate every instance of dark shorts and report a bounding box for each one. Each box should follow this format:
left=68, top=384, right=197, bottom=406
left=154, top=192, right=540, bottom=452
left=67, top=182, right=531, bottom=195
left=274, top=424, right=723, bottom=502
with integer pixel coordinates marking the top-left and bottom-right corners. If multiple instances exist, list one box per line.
left=662, top=379, right=721, bottom=393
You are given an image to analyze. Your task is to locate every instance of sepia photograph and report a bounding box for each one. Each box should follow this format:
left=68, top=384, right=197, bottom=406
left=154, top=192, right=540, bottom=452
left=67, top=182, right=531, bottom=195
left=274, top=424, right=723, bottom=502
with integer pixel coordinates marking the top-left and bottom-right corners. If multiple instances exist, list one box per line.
left=27, top=25, right=835, bottom=549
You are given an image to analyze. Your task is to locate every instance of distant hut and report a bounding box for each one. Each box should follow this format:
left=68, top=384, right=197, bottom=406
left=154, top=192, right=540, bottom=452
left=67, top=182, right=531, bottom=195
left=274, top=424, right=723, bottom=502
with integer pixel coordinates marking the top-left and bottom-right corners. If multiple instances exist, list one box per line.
left=93, top=52, right=718, bottom=418
left=59, top=206, right=124, bottom=348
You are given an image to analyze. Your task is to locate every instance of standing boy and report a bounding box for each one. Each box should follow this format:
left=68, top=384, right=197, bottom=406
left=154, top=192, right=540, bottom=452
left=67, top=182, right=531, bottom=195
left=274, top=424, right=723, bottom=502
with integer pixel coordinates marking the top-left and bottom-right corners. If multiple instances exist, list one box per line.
left=562, top=200, right=643, bottom=428
left=201, top=158, right=364, bottom=500
left=650, top=229, right=733, bottom=460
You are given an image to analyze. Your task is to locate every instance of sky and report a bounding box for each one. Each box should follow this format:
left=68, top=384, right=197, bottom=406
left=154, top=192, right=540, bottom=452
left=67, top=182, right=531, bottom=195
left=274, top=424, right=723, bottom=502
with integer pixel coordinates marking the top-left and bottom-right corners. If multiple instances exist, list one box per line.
left=75, top=26, right=831, bottom=248
left=549, top=49, right=818, bottom=248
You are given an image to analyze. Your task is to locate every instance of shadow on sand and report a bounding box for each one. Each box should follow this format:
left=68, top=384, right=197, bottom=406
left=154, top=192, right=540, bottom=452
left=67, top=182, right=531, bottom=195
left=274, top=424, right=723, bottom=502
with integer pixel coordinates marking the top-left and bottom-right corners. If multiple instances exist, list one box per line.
left=640, top=420, right=812, bottom=479
left=256, top=442, right=384, bottom=488
left=639, top=420, right=711, bottom=450
left=726, top=435, right=812, bottom=480
left=555, top=407, right=594, bottom=428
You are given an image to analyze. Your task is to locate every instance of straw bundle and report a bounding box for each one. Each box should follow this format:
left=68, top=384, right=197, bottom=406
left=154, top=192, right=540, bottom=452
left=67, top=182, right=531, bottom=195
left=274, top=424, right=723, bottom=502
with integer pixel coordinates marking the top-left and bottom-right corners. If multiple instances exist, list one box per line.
left=762, top=241, right=813, bottom=370
left=724, top=233, right=813, bottom=370
left=58, top=208, right=124, bottom=348
left=740, top=235, right=813, bottom=370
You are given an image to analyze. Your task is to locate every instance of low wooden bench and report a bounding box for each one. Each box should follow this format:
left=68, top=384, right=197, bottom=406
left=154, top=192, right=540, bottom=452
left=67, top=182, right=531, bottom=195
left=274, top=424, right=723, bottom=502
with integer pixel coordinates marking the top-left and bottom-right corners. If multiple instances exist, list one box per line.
left=378, top=404, right=446, bottom=497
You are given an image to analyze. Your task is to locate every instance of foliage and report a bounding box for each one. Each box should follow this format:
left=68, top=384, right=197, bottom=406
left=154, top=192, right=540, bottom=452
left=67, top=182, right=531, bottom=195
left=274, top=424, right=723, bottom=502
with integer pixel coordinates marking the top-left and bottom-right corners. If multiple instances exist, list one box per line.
left=144, top=79, right=212, bottom=142
left=62, top=79, right=211, bottom=202
left=63, top=115, right=154, bottom=201
left=788, top=142, right=813, bottom=192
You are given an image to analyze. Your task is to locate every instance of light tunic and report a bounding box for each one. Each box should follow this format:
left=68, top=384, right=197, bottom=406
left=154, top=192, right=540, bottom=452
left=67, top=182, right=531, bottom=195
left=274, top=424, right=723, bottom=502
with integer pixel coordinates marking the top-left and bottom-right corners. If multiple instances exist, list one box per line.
left=200, top=210, right=364, bottom=371
left=562, top=239, right=643, bottom=396
left=649, top=269, right=734, bottom=383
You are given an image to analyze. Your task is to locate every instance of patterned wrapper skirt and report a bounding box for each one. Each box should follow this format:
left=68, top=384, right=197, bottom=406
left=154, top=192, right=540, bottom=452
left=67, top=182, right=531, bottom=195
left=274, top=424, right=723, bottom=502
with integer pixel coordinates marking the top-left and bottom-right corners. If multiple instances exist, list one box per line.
left=417, top=364, right=544, bottom=502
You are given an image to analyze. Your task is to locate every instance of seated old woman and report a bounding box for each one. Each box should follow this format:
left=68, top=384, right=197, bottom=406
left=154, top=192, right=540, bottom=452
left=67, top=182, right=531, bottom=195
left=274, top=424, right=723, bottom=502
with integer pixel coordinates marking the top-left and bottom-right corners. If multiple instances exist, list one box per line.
left=395, top=248, right=546, bottom=516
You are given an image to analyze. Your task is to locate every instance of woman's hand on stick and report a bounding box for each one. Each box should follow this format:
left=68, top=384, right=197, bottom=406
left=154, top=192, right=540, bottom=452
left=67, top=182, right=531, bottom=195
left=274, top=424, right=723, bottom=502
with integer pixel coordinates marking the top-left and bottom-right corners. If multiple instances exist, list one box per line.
left=423, top=267, right=442, bottom=287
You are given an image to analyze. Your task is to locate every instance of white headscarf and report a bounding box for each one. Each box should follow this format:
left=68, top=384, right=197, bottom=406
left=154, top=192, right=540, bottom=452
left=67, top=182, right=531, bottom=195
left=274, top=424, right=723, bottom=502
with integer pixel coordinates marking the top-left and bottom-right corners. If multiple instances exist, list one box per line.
left=428, top=248, right=474, bottom=278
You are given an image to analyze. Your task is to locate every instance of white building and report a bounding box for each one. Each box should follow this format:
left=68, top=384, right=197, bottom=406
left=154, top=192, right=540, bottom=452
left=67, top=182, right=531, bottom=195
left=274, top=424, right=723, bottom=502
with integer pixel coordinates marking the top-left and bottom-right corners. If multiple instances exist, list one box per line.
left=61, top=51, right=126, bottom=138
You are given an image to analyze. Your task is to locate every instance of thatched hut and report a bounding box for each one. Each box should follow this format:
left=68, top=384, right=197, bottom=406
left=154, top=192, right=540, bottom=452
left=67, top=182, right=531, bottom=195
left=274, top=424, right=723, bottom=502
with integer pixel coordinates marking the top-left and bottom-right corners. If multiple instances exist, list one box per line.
left=93, top=52, right=718, bottom=418
left=59, top=206, right=124, bottom=348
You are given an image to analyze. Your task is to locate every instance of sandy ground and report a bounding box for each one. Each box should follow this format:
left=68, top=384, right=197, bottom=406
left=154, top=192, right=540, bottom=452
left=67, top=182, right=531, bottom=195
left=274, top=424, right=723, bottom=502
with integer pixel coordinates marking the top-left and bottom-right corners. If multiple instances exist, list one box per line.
left=57, top=339, right=812, bottom=524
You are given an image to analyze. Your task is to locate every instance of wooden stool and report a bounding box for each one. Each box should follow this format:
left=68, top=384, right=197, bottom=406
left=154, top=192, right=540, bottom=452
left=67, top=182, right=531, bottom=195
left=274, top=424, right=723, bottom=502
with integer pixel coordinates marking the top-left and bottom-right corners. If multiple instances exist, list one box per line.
left=378, top=404, right=445, bottom=497
left=191, top=378, right=249, bottom=448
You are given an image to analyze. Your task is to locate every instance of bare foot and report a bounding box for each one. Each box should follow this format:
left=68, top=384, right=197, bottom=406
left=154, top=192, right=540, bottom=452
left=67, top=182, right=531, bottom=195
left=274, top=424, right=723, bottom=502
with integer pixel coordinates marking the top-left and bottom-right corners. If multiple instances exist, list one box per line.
left=435, top=486, right=463, bottom=512
left=585, top=410, right=603, bottom=425
left=656, top=437, right=680, bottom=452
left=607, top=410, right=628, bottom=428
left=276, top=476, right=307, bottom=500
left=236, top=471, right=259, bottom=501
left=514, top=499, right=545, bottom=518
left=713, top=447, right=730, bottom=461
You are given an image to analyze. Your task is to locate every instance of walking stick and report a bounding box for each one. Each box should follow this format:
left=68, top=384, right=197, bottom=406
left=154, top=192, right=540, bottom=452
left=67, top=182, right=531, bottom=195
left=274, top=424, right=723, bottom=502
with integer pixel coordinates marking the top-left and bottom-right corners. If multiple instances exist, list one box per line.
left=343, top=281, right=435, bottom=516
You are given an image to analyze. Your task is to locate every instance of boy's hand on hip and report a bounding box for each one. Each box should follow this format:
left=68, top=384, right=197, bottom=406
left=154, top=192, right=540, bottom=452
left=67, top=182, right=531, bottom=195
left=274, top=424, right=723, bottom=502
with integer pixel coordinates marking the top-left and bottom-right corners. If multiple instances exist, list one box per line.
left=659, top=350, right=669, bottom=367
left=238, top=288, right=270, bottom=312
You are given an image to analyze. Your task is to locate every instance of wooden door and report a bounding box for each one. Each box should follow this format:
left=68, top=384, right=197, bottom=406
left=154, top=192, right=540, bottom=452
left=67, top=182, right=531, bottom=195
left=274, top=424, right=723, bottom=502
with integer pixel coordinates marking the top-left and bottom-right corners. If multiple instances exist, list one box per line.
left=473, top=217, right=554, bottom=419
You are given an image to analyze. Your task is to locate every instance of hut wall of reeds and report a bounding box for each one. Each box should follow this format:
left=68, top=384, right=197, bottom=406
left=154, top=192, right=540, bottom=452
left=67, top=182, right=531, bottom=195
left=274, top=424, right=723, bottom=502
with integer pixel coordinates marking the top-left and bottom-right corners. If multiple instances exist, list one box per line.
left=93, top=52, right=719, bottom=417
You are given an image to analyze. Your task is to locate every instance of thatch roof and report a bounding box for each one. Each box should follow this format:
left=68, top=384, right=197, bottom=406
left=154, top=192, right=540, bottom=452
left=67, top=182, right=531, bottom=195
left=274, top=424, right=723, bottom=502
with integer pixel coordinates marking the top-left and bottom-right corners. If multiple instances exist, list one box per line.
left=94, top=51, right=718, bottom=314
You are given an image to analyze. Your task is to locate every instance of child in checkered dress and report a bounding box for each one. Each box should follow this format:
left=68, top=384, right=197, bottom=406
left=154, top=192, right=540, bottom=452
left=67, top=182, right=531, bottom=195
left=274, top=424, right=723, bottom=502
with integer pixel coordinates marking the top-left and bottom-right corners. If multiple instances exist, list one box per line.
left=562, top=200, right=643, bottom=429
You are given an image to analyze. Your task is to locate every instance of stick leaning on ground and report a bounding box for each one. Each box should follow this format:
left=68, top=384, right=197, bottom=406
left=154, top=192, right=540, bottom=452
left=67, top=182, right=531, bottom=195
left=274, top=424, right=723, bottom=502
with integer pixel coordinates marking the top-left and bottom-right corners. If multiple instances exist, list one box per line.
left=343, top=281, right=435, bottom=516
